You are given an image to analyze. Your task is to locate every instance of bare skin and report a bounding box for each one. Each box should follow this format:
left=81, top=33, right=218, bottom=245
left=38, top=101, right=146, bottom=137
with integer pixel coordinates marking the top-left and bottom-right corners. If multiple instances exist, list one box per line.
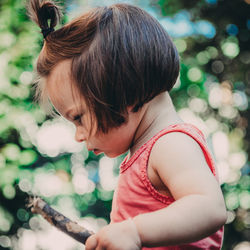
left=129, top=91, right=184, bottom=157
left=45, top=59, right=227, bottom=250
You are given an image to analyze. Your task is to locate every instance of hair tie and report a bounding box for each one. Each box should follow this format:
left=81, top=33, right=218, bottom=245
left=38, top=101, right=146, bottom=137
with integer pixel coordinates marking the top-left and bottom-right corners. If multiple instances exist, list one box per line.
left=42, top=27, right=54, bottom=39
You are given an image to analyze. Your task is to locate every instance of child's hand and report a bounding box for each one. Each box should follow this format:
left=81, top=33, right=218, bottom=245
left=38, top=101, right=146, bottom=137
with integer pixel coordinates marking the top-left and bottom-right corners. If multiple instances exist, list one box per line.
left=85, top=219, right=141, bottom=250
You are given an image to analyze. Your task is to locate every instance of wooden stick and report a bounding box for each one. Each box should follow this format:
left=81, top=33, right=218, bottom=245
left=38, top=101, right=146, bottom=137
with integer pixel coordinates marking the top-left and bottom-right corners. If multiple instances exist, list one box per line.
left=27, top=196, right=94, bottom=245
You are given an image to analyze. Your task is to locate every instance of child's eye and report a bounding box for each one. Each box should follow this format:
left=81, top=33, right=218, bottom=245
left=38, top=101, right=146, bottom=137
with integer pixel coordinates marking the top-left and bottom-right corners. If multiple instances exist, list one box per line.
left=73, top=115, right=82, bottom=124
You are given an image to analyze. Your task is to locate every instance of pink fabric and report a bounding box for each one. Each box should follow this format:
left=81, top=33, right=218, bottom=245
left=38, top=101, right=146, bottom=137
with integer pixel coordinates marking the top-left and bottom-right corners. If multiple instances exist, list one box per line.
left=110, top=123, right=224, bottom=249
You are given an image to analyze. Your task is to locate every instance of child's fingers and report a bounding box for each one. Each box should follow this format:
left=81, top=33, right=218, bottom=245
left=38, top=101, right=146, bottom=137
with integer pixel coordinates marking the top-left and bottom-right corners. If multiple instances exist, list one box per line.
left=85, top=234, right=98, bottom=250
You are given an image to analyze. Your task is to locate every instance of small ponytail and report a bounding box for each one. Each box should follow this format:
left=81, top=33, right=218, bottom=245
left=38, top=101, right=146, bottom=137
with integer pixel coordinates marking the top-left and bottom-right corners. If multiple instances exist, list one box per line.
left=27, top=0, right=62, bottom=38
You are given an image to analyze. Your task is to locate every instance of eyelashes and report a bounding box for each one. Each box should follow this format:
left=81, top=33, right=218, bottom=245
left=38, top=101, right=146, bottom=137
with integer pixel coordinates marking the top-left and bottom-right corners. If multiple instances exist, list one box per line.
left=73, top=115, right=81, bottom=121
left=73, top=114, right=83, bottom=124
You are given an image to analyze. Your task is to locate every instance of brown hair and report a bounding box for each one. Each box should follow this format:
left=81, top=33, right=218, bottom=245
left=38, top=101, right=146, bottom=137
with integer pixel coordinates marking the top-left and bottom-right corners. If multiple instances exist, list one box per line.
left=27, top=0, right=180, bottom=133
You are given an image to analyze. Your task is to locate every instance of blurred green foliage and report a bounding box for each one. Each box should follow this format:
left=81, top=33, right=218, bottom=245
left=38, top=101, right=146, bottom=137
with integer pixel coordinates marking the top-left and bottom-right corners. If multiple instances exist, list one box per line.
left=0, top=0, right=249, bottom=249
left=157, top=0, right=250, bottom=248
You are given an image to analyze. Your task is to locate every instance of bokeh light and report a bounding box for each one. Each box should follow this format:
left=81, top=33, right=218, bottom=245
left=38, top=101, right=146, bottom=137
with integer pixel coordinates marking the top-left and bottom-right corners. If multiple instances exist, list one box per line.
left=33, top=171, right=69, bottom=197
left=174, top=38, right=187, bottom=53
left=187, top=67, right=203, bottom=83
left=36, top=119, right=84, bottom=157
left=72, top=167, right=95, bottom=195
left=17, top=209, right=30, bottom=222
left=0, top=206, right=13, bottom=232
left=195, top=20, right=216, bottom=38
left=0, top=236, right=11, bottom=248
left=2, top=143, right=21, bottom=162
left=211, top=60, right=224, bottom=74
left=196, top=51, right=210, bottom=65
left=221, top=41, right=240, bottom=58
left=18, top=178, right=32, bottom=193
left=0, top=0, right=249, bottom=249
left=99, top=156, right=118, bottom=191
left=2, top=184, right=16, bottom=199
left=225, top=192, right=239, bottom=210
left=233, top=241, right=250, bottom=250
left=19, top=71, right=33, bottom=85
left=226, top=24, right=239, bottom=36
left=188, top=97, right=208, bottom=113
left=205, top=0, right=217, bottom=4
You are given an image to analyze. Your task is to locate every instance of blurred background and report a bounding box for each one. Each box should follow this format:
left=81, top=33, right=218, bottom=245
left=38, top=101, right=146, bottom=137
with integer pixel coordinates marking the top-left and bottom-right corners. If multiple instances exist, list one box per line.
left=0, top=0, right=249, bottom=249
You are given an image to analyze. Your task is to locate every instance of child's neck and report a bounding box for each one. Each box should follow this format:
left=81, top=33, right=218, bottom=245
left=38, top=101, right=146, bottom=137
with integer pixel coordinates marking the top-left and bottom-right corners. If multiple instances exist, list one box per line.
left=128, top=92, right=183, bottom=158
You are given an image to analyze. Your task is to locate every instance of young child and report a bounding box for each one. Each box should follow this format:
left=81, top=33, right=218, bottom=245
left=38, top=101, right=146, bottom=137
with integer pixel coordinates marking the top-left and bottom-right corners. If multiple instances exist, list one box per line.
left=28, top=0, right=227, bottom=249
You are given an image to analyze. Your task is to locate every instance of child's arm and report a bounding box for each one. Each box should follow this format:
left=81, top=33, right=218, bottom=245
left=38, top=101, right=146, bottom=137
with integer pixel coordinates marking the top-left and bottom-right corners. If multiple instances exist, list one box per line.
left=133, top=132, right=227, bottom=247
left=85, top=132, right=227, bottom=249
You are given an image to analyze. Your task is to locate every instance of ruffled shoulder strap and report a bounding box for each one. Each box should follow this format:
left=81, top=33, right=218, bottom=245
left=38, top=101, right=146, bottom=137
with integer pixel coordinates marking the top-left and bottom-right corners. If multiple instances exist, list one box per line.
left=143, top=123, right=218, bottom=179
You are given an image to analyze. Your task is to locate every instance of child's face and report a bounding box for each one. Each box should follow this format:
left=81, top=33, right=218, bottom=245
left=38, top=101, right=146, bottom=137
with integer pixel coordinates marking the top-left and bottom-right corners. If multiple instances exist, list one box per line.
left=46, top=60, right=141, bottom=158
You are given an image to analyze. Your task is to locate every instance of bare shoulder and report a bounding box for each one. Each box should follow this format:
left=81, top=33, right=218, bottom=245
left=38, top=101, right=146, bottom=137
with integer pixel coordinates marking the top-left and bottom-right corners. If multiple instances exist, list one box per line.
left=150, top=131, right=208, bottom=169
left=149, top=132, right=223, bottom=201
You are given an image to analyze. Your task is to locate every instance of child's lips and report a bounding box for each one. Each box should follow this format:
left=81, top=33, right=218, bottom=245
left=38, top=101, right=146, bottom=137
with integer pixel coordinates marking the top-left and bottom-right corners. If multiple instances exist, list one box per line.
left=92, top=149, right=102, bottom=155
left=87, top=147, right=102, bottom=155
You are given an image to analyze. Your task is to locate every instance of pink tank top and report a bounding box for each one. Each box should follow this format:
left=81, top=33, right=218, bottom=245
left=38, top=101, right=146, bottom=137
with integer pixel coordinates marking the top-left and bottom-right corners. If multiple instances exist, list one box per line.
left=110, top=123, right=224, bottom=249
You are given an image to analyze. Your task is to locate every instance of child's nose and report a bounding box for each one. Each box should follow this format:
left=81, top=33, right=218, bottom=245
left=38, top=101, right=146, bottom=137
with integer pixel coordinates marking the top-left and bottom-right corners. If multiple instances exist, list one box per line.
left=75, top=126, right=87, bottom=142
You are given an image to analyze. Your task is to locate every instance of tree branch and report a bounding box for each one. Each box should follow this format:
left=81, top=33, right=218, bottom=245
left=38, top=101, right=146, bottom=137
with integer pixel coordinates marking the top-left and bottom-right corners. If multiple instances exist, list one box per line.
left=27, top=196, right=94, bottom=245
